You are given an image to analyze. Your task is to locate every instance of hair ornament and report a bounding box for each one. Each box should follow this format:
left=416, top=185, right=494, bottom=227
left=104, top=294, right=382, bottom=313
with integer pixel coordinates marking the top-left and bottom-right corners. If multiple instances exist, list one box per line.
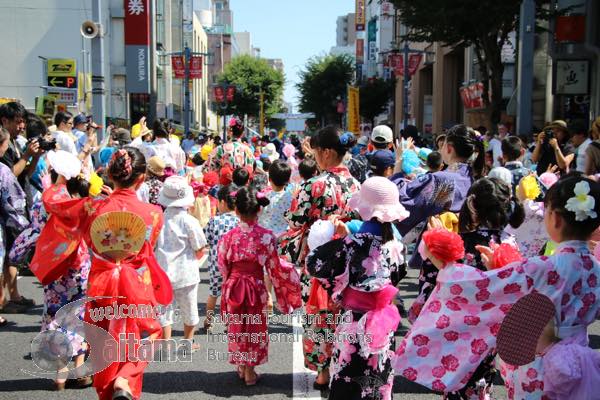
left=421, top=228, right=465, bottom=265
left=110, top=149, right=133, bottom=177
left=565, top=181, right=597, bottom=221
left=339, top=132, right=353, bottom=146
left=519, top=175, right=541, bottom=200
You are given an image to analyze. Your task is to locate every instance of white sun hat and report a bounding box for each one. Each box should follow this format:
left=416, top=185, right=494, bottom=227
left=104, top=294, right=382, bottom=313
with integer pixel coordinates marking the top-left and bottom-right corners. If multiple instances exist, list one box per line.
left=46, top=150, right=82, bottom=180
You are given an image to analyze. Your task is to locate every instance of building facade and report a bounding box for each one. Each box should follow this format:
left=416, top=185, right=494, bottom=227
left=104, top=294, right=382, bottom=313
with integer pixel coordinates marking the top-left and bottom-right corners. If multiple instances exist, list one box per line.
left=0, top=0, right=126, bottom=121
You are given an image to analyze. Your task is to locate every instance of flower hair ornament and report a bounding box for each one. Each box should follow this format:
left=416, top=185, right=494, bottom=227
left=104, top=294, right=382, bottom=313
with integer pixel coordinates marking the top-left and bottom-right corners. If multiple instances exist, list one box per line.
left=110, top=149, right=132, bottom=176
left=339, top=132, right=354, bottom=146
left=419, top=228, right=465, bottom=265
left=565, top=181, right=598, bottom=221
left=519, top=175, right=541, bottom=200
left=228, top=116, right=243, bottom=128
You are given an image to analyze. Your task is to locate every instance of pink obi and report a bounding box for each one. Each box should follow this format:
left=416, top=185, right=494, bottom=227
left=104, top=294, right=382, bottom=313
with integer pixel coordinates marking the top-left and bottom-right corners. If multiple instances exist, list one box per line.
left=226, top=261, right=264, bottom=312
left=341, top=285, right=400, bottom=353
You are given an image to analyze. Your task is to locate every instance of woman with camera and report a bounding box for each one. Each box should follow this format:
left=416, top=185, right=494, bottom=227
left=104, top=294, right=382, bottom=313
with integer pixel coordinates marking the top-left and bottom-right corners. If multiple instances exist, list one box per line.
left=532, top=120, right=575, bottom=175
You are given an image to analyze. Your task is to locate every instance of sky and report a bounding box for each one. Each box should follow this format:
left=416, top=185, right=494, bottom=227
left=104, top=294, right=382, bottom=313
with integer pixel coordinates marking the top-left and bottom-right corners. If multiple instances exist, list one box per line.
left=229, top=0, right=354, bottom=111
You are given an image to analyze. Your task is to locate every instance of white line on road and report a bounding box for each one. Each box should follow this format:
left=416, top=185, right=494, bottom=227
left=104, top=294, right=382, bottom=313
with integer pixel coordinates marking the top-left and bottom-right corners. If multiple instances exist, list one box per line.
left=292, top=313, right=322, bottom=400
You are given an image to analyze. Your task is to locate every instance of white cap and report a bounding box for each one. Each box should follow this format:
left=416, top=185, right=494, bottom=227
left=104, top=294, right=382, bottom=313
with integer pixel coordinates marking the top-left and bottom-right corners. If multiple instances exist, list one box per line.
left=371, top=125, right=393, bottom=144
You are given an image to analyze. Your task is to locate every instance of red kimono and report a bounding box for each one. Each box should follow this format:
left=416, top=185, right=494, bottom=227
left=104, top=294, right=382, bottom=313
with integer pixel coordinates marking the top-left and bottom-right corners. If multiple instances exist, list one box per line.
left=33, top=185, right=170, bottom=400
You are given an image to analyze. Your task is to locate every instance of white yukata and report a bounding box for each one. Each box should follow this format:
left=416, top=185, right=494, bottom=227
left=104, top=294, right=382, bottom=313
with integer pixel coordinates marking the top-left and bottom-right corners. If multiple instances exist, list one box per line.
left=156, top=207, right=207, bottom=327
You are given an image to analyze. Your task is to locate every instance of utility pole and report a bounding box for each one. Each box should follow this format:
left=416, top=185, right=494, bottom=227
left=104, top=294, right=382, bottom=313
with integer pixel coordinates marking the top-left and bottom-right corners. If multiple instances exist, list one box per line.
left=91, top=0, right=106, bottom=141
left=516, top=0, right=535, bottom=136
left=402, top=42, right=410, bottom=130
left=184, top=45, right=192, bottom=135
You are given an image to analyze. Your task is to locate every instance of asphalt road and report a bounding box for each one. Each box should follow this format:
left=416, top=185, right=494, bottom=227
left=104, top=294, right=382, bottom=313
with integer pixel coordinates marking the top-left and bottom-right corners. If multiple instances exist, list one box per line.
left=3, top=266, right=599, bottom=400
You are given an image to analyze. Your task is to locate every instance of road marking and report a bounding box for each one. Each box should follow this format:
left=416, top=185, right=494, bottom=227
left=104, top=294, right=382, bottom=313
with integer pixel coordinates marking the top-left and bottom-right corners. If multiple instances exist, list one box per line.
left=292, top=313, right=321, bottom=400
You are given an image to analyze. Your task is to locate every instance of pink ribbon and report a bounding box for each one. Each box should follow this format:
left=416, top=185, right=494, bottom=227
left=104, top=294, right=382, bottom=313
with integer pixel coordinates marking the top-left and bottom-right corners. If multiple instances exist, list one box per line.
left=342, top=285, right=400, bottom=352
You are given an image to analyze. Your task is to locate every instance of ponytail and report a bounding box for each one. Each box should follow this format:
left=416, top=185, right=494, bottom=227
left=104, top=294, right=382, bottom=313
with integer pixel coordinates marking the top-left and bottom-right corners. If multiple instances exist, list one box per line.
left=446, top=124, right=485, bottom=179
left=508, top=197, right=525, bottom=229
left=381, top=222, right=394, bottom=244
left=471, top=137, right=485, bottom=180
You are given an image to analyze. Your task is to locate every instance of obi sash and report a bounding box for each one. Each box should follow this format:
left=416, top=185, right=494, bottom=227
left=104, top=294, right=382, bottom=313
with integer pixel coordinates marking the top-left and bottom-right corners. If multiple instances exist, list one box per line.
left=341, top=284, right=400, bottom=354
left=88, top=241, right=173, bottom=307
left=226, top=261, right=264, bottom=314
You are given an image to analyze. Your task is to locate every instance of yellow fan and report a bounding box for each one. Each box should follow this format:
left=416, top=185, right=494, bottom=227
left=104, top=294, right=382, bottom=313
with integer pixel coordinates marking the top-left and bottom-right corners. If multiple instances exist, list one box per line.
left=90, top=212, right=147, bottom=262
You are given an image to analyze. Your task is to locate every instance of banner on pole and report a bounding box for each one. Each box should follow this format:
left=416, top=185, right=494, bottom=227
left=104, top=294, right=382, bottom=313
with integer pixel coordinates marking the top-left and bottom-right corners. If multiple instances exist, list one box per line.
left=172, top=56, right=185, bottom=79
left=226, top=86, right=235, bottom=102
left=214, top=86, right=225, bottom=103
left=389, top=54, right=403, bottom=75
left=459, top=82, right=485, bottom=110
left=408, top=54, right=423, bottom=76
left=347, top=86, right=360, bottom=134
left=190, top=56, right=203, bottom=79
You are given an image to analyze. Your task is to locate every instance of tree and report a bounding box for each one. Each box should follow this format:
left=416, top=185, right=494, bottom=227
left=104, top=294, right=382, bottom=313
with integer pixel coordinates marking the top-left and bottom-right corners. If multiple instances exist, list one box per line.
left=297, top=54, right=355, bottom=126
left=359, top=77, right=396, bottom=127
left=389, top=0, right=553, bottom=127
left=217, top=55, right=285, bottom=118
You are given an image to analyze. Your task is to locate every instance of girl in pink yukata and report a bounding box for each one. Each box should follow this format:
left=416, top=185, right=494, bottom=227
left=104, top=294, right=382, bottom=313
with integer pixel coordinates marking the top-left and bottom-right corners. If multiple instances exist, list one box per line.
left=217, top=186, right=302, bottom=386
left=394, top=174, right=600, bottom=400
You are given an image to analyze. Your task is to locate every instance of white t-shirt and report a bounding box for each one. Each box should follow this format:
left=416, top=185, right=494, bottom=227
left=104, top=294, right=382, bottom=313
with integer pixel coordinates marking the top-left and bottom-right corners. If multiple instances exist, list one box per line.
left=152, top=138, right=186, bottom=173
left=488, top=137, right=503, bottom=168
left=576, top=138, right=592, bottom=172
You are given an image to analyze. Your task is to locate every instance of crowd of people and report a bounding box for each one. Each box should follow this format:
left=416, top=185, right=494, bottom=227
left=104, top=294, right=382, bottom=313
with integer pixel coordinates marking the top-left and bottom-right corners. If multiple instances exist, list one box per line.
left=1, top=98, right=600, bottom=400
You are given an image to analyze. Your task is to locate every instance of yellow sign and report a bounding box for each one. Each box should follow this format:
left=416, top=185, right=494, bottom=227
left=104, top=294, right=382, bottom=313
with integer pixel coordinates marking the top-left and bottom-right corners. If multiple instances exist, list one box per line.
left=47, top=59, right=77, bottom=77
left=347, top=86, right=360, bottom=134
left=355, top=0, right=366, bottom=31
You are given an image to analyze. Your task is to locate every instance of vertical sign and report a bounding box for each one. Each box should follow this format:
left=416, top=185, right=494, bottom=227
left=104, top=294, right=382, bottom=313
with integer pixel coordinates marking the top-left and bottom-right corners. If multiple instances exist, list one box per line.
left=355, top=0, right=365, bottom=31
left=408, top=54, right=423, bottom=76
left=190, top=56, right=203, bottom=79
left=124, top=0, right=151, bottom=93
left=214, top=87, right=225, bottom=103
left=172, top=56, right=185, bottom=79
left=225, top=86, right=235, bottom=102
left=347, top=86, right=360, bottom=134
left=389, top=54, right=403, bottom=75
left=356, top=39, right=365, bottom=64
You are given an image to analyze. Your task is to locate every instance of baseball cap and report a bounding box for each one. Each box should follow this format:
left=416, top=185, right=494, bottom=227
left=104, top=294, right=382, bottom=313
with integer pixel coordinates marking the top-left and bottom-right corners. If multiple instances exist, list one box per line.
left=357, top=136, right=369, bottom=146
left=73, top=114, right=87, bottom=126
left=371, top=125, right=393, bottom=144
left=369, top=150, right=396, bottom=171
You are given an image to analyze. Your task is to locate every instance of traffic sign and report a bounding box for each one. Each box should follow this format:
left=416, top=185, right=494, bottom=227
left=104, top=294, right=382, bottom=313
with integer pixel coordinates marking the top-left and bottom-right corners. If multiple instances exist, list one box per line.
left=48, top=76, right=77, bottom=88
left=47, top=59, right=77, bottom=77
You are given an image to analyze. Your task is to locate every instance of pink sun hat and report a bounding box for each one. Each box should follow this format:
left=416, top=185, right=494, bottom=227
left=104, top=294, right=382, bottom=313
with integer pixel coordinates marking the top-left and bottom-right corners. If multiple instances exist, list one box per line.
left=348, top=176, right=409, bottom=223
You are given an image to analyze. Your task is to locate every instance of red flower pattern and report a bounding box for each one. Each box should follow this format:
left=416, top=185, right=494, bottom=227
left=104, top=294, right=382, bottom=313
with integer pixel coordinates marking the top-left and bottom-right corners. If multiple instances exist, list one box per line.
left=412, top=334, right=430, bottom=347
left=435, top=315, right=450, bottom=329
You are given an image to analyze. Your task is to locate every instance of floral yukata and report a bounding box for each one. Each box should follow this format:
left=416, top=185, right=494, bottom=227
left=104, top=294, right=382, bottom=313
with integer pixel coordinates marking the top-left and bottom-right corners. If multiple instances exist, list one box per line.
left=394, top=241, right=600, bottom=400
left=11, top=201, right=91, bottom=357
left=392, top=163, right=473, bottom=269
left=279, top=165, right=359, bottom=371
left=34, top=186, right=170, bottom=400
left=307, top=223, right=405, bottom=400
left=218, top=221, right=301, bottom=366
left=206, top=140, right=255, bottom=173
left=505, top=199, right=548, bottom=258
